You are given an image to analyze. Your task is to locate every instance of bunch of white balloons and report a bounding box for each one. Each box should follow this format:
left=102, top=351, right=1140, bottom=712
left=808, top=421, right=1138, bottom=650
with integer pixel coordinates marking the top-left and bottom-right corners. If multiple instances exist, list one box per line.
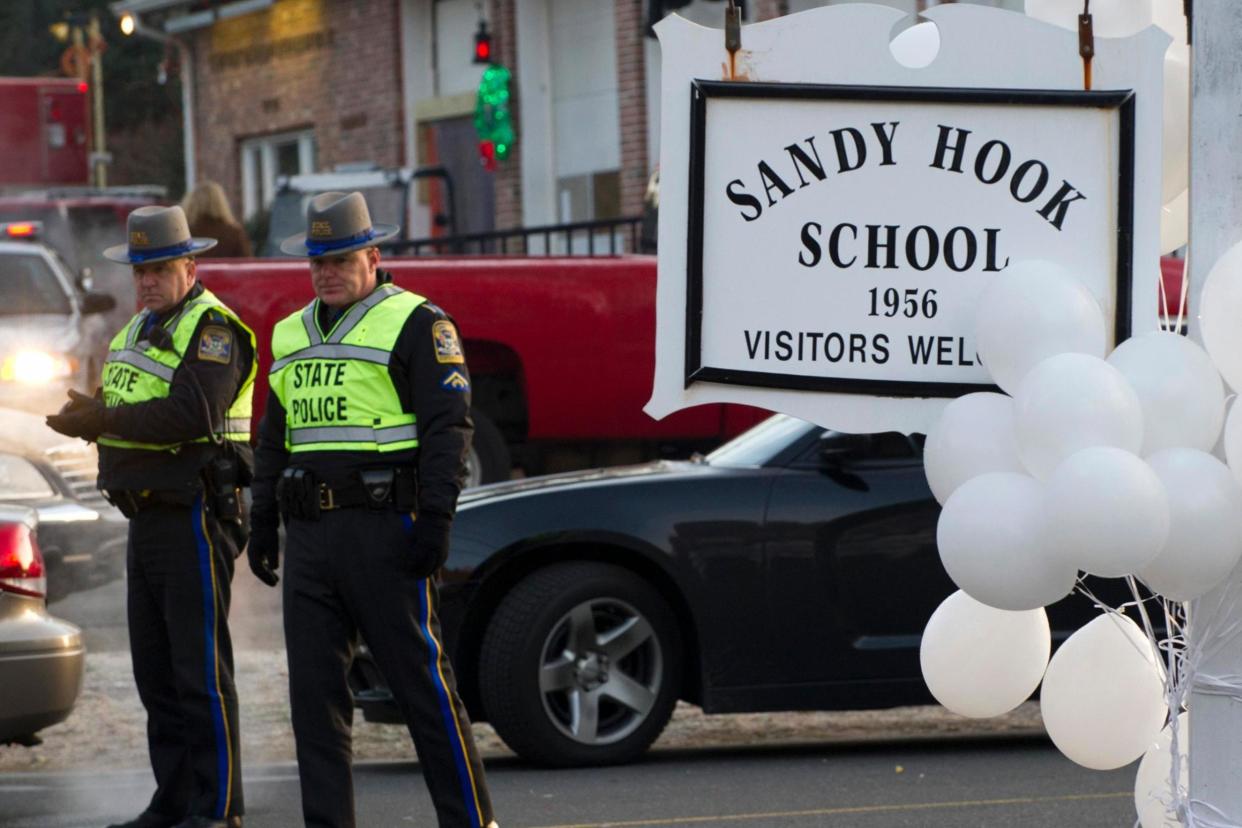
left=920, top=248, right=1242, bottom=825
left=1025, top=0, right=1190, bottom=253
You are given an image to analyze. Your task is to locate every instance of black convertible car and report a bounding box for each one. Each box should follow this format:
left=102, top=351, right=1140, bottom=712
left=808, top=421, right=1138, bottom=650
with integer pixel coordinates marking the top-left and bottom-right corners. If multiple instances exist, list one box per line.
left=351, top=415, right=1116, bottom=767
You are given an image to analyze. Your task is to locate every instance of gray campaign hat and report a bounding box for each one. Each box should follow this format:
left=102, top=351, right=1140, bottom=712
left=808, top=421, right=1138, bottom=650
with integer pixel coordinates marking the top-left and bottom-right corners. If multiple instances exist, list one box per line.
left=279, top=190, right=399, bottom=257
left=103, top=205, right=217, bottom=264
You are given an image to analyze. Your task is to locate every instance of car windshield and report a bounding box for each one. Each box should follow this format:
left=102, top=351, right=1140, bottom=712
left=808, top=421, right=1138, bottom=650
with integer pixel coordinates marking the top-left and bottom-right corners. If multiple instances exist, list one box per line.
left=705, top=413, right=818, bottom=468
left=0, top=252, right=70, bottom=315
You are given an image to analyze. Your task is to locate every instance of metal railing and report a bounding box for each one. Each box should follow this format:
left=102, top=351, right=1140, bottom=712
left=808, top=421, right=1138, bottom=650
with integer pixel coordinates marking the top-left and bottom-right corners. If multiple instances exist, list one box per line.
left=380, top=216, right=645, bottom=257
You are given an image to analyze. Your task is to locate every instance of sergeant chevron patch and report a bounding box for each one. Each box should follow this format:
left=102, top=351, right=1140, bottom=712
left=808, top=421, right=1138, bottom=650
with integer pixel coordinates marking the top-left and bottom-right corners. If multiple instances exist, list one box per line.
left=440, top=369, right=470, bottom=392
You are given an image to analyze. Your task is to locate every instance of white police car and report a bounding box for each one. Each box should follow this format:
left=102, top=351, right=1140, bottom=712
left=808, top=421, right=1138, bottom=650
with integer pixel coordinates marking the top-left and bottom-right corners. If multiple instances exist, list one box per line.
left=0, top=222, right=115, bottom=413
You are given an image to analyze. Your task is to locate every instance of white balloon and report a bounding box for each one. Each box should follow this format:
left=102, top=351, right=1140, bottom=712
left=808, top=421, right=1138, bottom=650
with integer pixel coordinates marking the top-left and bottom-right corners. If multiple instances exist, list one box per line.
left=975, top=260, right=1107, bottom=395
left=924, top=393, right=1023, bottom=505
left=890, top=21, right=939, bottom=69
left=1025, top=0, right=1153, bottom=37
left=1200, top=241, right=1242, bottom=393
left=1013, top=353, right=1144, bottom=480
left=1224, top=400, right=1242, bottom=487
left=1141, top=449, right=1242, bottom=601
left=938, top=473, right=1078, bottom=611
left=1135, top=712, right=1189, bottom=828
left=1162, top=49, right=1189, bottom=204
left=1044, top=447, right=1169, bottom=578
left=1107, top=332, right=1225, bottom=455
left=1160, top=190, right=1188, bottom=255
left=1041, top=612, right=1167, bottom=770
left=920, top=590, right=1051, bottom=718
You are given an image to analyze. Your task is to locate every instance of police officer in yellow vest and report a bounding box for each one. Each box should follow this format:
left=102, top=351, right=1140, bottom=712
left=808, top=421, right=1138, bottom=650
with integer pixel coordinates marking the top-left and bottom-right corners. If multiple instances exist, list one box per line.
left=46, top=205, right=253, bottom=828
left=247, top=192, right=497, bottom=828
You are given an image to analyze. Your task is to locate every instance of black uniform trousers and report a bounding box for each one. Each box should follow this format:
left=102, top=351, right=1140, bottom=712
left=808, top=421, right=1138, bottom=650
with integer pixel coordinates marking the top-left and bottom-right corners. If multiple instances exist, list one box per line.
left=283, top=507, right=494, bottom=828
left=126, top=495, right=244, bottom=822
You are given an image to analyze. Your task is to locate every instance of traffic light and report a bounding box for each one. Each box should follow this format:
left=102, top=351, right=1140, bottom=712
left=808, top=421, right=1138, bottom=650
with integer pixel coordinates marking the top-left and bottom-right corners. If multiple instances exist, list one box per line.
left=473, top=20, right=492, bottom=65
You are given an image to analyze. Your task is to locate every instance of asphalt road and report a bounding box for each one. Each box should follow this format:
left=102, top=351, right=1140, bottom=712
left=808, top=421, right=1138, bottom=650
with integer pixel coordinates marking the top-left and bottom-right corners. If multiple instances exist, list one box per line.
left=0, top=737, right=1136, bottom=827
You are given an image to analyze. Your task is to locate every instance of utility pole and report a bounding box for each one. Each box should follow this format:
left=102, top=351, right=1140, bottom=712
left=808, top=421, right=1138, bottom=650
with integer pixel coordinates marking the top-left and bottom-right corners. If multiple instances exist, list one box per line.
left=88, top=12, right=108, bottom=188
left=1188, top=0, right=1242, bottom=822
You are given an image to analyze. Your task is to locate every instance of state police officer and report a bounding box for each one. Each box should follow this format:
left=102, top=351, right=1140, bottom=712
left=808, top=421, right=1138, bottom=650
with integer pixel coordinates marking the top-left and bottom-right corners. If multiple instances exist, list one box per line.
left=247, top=192, right=497, bottom=828
left=46, top=206, right=255, bottom=828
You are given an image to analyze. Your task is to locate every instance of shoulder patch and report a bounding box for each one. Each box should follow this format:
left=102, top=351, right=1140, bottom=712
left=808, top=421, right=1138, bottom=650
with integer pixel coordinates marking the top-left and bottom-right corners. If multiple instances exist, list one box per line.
left=432, top=319, right=464, bottom=364
left=440, top=369, right=470, bottom=392
left=198, top=325, right=234, bottom=364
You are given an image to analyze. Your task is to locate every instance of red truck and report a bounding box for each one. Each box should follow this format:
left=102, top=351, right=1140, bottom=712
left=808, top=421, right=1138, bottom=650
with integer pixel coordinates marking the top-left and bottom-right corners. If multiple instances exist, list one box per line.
left=198, top=255, right=767, bottom=485
left=198, top=251, right=1187, bottom=486
left=0, top=78, right=90, bottom=189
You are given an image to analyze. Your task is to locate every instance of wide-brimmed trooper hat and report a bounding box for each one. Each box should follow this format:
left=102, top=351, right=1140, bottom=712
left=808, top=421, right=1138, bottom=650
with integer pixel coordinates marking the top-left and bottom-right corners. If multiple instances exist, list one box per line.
left=103, top=205, right=217, bottom=264
left=280, top=190, right=399, bottom=257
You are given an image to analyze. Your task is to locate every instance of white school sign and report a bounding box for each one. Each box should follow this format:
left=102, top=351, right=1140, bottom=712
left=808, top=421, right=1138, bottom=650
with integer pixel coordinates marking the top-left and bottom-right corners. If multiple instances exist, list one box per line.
left=646, top=4, right=1167, bottom=434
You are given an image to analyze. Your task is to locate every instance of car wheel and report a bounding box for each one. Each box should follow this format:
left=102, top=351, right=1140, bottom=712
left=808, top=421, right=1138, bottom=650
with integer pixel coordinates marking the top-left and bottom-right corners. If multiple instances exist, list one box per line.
left=464, top=406, right=510, bottom=487
left=479, top=561, right=682, bottom=767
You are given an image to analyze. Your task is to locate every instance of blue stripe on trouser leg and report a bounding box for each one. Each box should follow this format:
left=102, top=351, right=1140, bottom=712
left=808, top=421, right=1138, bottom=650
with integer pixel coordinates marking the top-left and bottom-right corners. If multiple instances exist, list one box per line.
left=417, top=578, right=486, bottom=828
left=191, top=495, right=233, bottom=819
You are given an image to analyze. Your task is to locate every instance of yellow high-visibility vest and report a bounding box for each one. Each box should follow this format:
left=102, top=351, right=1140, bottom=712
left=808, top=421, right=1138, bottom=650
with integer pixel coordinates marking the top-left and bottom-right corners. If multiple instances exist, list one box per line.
left=269, top=284, right=425, bottom=454
left=97, top=289, right=255, bottom=451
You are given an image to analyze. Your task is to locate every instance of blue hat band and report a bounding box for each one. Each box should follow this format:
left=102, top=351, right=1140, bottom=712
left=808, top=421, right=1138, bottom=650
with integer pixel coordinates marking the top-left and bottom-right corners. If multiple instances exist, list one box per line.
left=305, top=228, right=376, bottom=256
left=128, top=239, right=196, bottom=263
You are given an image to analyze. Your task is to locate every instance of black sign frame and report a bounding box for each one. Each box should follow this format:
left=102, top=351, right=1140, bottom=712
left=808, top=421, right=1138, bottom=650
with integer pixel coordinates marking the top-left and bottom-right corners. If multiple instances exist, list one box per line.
left=684, top=81, right=1136, bottom=397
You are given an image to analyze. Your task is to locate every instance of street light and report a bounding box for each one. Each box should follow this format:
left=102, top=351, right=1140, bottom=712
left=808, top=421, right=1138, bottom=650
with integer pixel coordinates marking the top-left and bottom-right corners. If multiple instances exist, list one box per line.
left=111, top=5, right=196, bottom=194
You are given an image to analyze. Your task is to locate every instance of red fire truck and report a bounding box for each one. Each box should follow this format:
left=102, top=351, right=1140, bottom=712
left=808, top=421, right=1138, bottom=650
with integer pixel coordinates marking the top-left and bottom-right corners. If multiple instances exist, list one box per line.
left=0, top=78, right=90, bottom=189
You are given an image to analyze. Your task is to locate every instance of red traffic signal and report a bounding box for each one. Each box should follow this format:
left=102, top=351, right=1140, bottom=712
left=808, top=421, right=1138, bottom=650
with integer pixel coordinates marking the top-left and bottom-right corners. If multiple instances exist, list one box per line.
left=473, top=21, right=492, bottom=64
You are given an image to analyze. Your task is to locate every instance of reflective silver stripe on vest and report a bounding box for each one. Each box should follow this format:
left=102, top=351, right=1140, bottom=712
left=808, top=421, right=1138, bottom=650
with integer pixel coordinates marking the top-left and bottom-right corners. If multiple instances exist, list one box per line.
left=288, top=423, right=418, bottom=446
left=301, top=302, right=322, bottom=346
left=104, top=350, right=176, bottom=382
left=269, top=343, right=393, bottom=374
left=326, top=284, right=403, bottom=344
left=125, top=310, right=151, bottom=349
left=224, top=417, right=251, bottom=433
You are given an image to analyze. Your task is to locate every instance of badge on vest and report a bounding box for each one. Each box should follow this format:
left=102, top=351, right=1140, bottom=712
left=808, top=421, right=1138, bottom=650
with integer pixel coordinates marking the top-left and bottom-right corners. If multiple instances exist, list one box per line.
left=440, top=369, right=470, bottom=392
left=432, top=320, right=464, bottom=364
left=198, top=325, right=234, bottom=364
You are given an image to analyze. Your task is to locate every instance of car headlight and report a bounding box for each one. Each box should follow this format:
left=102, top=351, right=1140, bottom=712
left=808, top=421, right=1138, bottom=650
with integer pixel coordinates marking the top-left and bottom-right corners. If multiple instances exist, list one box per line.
left=0, top=350, right=76, bottom=385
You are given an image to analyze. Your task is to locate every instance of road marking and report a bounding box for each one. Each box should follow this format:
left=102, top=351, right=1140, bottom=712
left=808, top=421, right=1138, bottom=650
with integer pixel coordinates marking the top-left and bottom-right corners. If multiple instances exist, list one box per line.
left=523, top=791, right=1132, bottom=827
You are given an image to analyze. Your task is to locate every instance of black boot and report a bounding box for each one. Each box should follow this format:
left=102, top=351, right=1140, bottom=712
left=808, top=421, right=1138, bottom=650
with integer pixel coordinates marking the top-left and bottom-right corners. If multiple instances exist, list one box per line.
left=170, top=818, right=242, bottom=828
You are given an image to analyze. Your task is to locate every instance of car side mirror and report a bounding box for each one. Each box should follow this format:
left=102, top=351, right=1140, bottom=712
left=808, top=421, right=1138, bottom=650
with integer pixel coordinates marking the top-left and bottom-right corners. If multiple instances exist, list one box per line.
left=818, top=443, right=859, bottom=468
left=76, top=267, right=94, bottom=292
left=80, top=291, right=116, bottom=315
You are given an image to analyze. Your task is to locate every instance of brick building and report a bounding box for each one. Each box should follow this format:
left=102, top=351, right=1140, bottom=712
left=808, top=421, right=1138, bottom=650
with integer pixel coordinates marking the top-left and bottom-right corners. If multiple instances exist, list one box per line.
left=113, top=0, right=1021, bottom=246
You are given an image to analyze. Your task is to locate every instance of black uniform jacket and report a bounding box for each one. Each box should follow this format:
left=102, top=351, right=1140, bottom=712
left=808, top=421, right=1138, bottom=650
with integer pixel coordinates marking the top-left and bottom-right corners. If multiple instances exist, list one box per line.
left=250, top=271, right=474, bottom=536
left=97, top=282, right=256, bottom=493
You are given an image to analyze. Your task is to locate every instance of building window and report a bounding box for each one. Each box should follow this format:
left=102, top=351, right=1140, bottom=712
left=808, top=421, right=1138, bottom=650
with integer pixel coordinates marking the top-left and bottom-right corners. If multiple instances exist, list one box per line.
left=556, top=170, right=621, bottom=223
left=240, top=130, right=317, bottom=220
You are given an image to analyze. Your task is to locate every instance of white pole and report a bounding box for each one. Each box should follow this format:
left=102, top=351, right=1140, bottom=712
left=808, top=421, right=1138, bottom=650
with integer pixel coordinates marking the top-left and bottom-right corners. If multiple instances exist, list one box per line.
left=1188, top=0, right=1242, bottom=822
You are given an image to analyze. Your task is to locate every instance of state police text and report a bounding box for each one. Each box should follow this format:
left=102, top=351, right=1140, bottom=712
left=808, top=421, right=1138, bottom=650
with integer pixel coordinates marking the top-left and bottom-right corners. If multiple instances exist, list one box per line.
left=288, top=360, right=349, bottom=424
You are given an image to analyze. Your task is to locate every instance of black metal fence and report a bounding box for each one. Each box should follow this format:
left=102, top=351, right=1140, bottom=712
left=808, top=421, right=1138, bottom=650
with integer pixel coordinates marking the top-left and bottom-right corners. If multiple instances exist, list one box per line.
left=379, top=215, right=646, bottom=257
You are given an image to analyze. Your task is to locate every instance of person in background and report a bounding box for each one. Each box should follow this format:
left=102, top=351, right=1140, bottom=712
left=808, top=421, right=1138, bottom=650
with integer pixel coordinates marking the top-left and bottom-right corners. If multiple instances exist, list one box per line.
left=181, top=181, right=252, bottom=259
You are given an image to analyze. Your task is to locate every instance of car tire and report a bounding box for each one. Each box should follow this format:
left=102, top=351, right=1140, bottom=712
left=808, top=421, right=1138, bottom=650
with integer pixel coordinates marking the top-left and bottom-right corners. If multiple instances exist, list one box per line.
left=479, top=561, right=682, bottom=767
left=464, top=406, right=509, bottom=487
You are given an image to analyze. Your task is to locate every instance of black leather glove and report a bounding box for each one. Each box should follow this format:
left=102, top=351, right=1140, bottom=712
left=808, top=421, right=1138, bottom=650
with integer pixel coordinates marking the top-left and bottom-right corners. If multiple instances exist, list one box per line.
left=45, top=389, right=108, bottom=441
left=247, top=523, right=280, bottom=587
left=410, top=512, right=452, bottom=578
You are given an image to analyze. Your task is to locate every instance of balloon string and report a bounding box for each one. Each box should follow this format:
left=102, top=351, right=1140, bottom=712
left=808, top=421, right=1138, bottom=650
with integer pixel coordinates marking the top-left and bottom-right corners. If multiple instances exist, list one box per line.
left=1078, top=582, right=1242, bottom=827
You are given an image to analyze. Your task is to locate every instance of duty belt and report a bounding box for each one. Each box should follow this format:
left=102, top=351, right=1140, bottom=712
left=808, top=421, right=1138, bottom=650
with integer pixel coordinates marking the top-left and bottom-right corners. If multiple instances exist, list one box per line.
left=103, top=488, right=198, bottom=518
left=277, top=466, right=417, bottom=521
